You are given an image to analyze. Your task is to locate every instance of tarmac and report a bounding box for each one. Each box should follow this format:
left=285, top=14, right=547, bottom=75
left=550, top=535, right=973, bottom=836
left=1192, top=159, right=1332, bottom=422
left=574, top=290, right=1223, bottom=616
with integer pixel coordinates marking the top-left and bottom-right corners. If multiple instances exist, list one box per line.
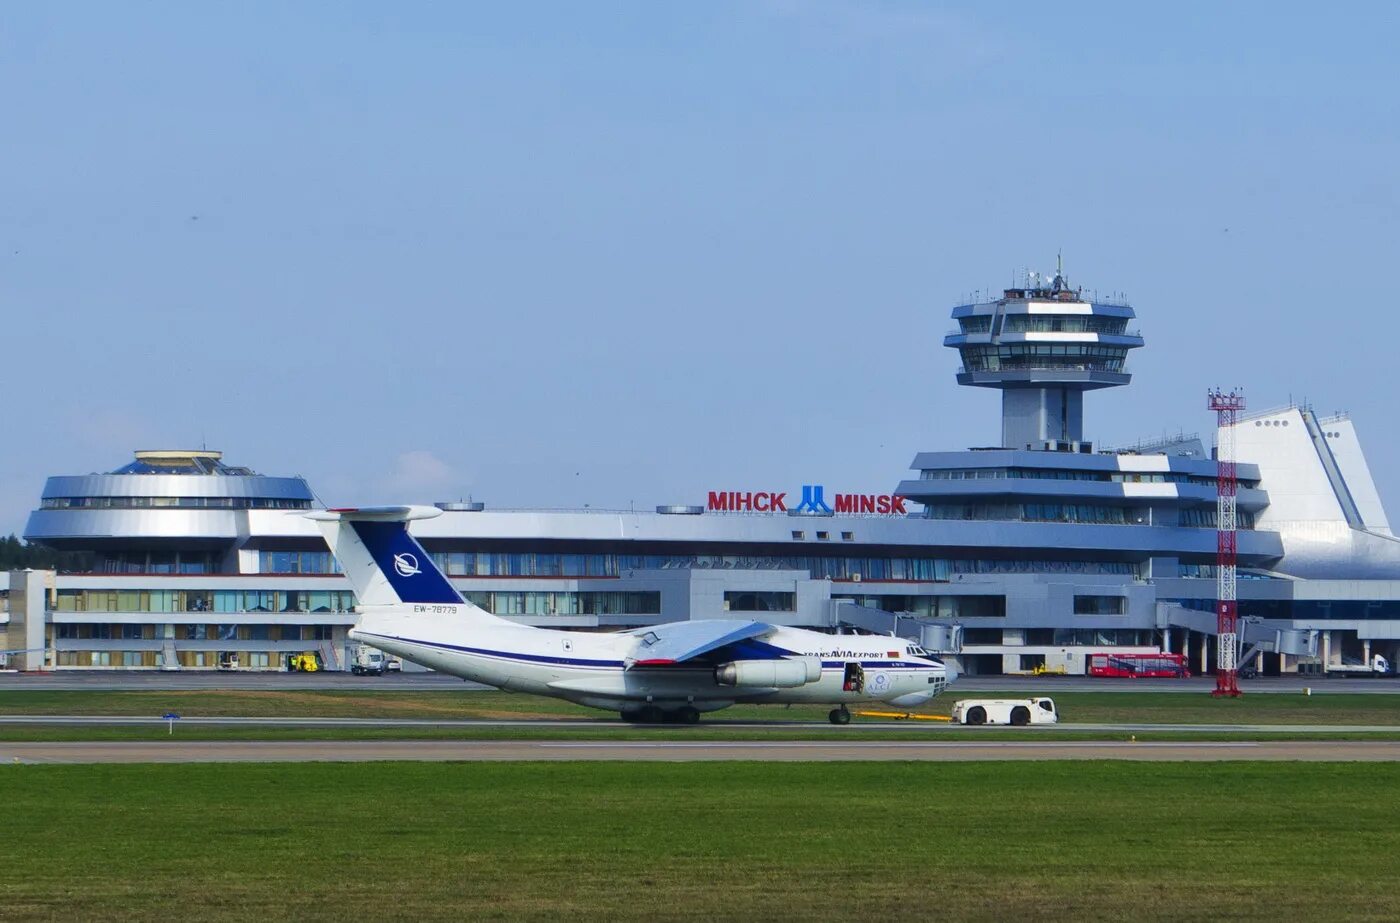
left=6, top=738, right=1400, bottom=763
left=2, top=671, right=1396, bottom=694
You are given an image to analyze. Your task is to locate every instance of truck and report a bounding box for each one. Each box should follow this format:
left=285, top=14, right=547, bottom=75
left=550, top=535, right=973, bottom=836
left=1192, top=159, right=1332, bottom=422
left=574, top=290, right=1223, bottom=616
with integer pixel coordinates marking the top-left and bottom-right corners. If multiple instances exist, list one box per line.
left=950, top=697, right=1059, bottom=726
left=351, top=645, right=388, bottom=676
left=1325, top=654, right=1390, bottom=676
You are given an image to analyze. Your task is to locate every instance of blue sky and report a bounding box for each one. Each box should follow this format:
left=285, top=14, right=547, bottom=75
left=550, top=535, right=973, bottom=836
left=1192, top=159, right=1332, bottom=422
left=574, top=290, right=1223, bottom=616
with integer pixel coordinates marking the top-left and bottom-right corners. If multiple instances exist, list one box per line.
left=3, top=2, right=1398, bottom=531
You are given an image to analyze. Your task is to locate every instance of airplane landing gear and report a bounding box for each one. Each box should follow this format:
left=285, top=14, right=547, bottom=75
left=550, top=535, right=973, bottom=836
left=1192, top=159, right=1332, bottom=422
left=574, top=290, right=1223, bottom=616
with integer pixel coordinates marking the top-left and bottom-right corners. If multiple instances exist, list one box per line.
left=828, top=706, right=851, bottom=726
left=620, top=705, right=665, bottom=724
left=621, top=705, right=701, bottom=724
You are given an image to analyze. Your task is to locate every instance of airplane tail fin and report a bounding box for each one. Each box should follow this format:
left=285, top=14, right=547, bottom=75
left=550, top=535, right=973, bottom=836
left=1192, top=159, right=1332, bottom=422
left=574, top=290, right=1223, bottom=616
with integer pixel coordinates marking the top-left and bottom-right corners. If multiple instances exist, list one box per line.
left=306, top=506, right=463, bottom=607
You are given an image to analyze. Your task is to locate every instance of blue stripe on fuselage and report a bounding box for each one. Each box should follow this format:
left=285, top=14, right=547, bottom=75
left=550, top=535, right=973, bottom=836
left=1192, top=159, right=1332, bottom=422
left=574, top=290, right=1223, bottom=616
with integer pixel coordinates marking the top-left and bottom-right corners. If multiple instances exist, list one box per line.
left=356, top=631, right=625, bottom=668
left=358, top=631, right=938, bottom=672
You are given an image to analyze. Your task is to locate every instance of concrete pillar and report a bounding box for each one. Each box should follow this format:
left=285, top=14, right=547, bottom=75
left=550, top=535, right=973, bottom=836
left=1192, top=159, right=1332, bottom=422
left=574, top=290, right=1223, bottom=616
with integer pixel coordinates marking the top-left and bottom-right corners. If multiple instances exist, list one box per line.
left=7, top=570, right=53, bottom=671
left=1163, top=628, right=1172, bottom=654
left=1364, top=639, right=1372, bottom=668
left=1322, top=631, right=1332, bottom=673
left=1199, top=632, right=1209, bottom=675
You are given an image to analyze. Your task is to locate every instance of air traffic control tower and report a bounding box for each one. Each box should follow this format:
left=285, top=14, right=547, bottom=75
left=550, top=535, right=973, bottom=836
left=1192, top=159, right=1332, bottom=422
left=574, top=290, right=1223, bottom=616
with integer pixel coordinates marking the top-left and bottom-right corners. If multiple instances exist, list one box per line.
left=944, top=259, right=1144, bottom=450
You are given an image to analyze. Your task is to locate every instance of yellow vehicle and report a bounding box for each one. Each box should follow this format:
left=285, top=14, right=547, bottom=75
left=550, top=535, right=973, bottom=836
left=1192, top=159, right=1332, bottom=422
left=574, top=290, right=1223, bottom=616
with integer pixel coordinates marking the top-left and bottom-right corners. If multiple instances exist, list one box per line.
left=287, top=652, right=321, bottom=673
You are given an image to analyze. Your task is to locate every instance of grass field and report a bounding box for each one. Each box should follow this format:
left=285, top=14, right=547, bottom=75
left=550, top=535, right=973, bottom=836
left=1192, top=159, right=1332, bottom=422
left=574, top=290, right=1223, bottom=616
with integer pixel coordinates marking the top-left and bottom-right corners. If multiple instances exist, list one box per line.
left=2, top=688, right=1398, bottom=725
left=1, top=689, right=1398, bottom=743
left=2, top=761, right=1398, bottom=922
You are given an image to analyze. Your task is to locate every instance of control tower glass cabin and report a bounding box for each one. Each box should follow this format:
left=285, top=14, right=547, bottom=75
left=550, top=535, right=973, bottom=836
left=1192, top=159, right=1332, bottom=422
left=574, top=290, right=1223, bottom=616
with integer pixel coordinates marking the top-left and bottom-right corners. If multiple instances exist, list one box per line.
left=944, top=262, right=1144, bottom=450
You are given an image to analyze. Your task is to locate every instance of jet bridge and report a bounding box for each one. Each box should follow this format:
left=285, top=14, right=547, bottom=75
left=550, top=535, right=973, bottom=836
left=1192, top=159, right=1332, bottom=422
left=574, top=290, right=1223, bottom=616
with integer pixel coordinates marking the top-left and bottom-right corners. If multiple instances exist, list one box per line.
left=1157, top=601, right=1318, bottom=669
left=832, top=602, right=963, bottom=655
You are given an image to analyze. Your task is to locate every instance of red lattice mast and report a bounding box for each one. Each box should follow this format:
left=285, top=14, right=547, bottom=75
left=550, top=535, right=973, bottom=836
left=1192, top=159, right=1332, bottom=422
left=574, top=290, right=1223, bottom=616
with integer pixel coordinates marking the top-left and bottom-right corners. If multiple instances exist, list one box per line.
left=1208, top=388, right=1245, bottom=697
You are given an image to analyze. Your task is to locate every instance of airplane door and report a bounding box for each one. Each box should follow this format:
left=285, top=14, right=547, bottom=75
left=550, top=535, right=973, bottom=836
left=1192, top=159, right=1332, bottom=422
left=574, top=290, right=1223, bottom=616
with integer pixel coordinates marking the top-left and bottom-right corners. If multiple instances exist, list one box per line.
left=842, top=662, right=865, bottom=693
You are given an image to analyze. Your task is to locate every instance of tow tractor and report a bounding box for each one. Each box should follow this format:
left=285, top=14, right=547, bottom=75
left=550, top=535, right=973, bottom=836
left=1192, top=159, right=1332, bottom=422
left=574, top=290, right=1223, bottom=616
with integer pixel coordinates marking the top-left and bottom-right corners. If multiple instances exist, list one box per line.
left=949, top=697, right=1058, bottom=726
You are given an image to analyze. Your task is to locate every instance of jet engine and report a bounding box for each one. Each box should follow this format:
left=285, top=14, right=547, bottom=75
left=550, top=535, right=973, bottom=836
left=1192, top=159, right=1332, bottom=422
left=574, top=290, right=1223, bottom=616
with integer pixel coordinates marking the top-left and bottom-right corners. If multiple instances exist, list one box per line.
left=715, top=658, right=821, bottom=688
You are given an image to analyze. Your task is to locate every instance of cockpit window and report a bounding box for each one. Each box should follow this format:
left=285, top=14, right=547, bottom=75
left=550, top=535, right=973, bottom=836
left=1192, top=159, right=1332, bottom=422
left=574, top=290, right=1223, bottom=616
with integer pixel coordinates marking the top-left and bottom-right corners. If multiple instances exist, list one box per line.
left=907, top=645, right=929, bottom=657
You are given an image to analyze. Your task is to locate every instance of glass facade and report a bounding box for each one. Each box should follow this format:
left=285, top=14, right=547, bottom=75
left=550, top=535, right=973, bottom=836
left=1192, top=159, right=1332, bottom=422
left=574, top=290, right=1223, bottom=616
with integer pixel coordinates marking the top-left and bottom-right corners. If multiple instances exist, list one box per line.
left=1024, top=628, right=1158, bottom=646
left=460, top=591, right=660, bottom=616
left=920, top=468, right=1234, bottom=488
left=55, top=650, right=159, bottom=667
left=55, top=623, right=328, bottom=641
left=258, top=551, right=340, bottom=574
left=1073, top=595, right=1126, bottom=615
left=724, top=592, right=796, bottom=612
left=1001, top=314, right=1129, bottom=335
left=391, top=551, right=1142, bottom=581
left=924, top=502, right=1254, bottom=529
left=41, top=496, right=311, bottom=510
left=959, top=344, right=1128, bottom=373
left=1170, top=599, right=1400, bottom=620
left=87, top=550, right=221, bottom=575
left=926, top=503, right=1129, bottom=524
left=836, top=594, right=1006, bottom=618
left=54, top=589, right=355, bottom=613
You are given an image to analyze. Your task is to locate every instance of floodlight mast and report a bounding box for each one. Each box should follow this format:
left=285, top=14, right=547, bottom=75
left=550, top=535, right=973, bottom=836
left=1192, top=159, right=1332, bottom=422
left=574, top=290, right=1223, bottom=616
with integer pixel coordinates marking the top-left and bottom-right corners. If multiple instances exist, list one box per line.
left=1208, top=388, right=1245, bottom=697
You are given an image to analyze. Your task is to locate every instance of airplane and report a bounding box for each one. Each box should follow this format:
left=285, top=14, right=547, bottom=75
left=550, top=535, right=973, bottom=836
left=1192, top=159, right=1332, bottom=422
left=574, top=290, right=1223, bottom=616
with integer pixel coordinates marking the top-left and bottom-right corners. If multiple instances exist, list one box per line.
left=309, top=505, right=951, bottom=724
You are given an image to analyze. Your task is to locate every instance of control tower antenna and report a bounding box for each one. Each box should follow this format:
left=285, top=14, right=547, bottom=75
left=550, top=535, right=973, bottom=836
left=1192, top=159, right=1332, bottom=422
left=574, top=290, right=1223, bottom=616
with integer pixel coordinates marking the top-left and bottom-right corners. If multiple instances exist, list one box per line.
left=1207, top=388, right=1246, bottom=698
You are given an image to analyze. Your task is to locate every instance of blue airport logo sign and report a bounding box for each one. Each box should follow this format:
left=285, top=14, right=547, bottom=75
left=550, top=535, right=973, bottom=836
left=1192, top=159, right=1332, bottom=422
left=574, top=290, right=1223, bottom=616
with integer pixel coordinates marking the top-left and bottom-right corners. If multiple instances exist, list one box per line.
left=792, top=485, right=833, bottom=514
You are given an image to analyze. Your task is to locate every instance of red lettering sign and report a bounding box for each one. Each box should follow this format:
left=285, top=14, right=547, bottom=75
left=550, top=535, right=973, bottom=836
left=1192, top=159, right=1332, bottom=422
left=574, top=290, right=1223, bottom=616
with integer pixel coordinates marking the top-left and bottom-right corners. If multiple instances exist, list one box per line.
left=708, top=490, right=905, bottom=515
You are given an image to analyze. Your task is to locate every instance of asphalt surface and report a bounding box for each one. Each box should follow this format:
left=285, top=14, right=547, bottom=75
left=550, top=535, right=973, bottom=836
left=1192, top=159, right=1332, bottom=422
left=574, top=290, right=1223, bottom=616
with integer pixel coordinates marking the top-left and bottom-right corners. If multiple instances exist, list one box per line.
left=5, top=739, right=1400, bottom=763
left=2, top=671, right=1396, bottom=694
left=1, top=715, right=1397, bottom=733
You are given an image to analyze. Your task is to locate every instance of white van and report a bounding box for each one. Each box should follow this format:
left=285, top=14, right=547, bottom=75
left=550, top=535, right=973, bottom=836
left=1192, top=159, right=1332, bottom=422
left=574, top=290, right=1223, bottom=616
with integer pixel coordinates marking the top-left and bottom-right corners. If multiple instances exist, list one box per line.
left=351, top=646, right=387, bottom=676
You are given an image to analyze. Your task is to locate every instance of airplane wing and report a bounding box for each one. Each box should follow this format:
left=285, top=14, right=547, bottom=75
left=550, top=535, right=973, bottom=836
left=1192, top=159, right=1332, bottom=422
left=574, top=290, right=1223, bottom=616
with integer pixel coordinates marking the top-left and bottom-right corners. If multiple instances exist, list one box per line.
left=626, top=619, right=774, bottom=667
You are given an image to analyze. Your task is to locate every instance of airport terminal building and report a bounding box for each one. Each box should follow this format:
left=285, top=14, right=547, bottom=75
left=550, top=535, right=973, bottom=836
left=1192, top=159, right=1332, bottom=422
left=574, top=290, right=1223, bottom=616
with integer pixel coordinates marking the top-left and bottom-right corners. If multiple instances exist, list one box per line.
left=8, top=266, right=1400, bottom=675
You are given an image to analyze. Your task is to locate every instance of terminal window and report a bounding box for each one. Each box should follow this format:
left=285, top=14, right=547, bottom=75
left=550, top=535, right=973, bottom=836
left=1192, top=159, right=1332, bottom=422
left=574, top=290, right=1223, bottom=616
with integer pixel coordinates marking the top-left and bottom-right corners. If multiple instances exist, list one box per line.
left=1074, top=595, right=1126, bottom=615
left=724, top=592, right=796, bottom=612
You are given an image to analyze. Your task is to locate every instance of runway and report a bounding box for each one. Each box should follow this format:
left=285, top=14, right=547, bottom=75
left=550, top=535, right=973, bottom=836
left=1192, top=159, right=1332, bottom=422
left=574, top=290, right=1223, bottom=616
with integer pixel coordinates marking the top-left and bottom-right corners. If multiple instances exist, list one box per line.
left=2, top=714, right=1398, bottom=733
left=5, top=738, right=1400, bottom=763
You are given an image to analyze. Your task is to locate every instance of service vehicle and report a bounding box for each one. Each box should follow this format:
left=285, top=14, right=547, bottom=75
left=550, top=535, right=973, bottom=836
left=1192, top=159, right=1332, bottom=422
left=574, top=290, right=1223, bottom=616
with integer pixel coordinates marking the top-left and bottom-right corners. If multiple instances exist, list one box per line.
left=350, top=645, right=388, bottom=676
left=1326, top=654, right=1390, bottom=676
left=950, top=697, right=1058, bottom=726
left=287, top=652, right=321, bottom=672
left=1087, top=652, right=1190, bottom=678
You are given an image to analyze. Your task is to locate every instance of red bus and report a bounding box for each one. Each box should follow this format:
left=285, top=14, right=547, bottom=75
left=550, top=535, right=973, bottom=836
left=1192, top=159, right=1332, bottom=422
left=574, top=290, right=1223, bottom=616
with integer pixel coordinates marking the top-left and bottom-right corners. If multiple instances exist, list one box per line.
left=1086, top=652, right=1191, bottom=678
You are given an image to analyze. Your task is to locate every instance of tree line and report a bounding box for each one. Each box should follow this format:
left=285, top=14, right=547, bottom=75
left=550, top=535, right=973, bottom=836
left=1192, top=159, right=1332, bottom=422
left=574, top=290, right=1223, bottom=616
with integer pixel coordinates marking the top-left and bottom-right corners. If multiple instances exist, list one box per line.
left=0, top=535, right=90, bottom=572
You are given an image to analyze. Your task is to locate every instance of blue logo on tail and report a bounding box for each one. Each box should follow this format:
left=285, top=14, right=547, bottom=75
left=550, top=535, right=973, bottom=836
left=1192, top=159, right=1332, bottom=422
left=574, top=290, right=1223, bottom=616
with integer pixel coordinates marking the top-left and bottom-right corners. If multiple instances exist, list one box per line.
left=351, top=521, right=461, bottom=604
